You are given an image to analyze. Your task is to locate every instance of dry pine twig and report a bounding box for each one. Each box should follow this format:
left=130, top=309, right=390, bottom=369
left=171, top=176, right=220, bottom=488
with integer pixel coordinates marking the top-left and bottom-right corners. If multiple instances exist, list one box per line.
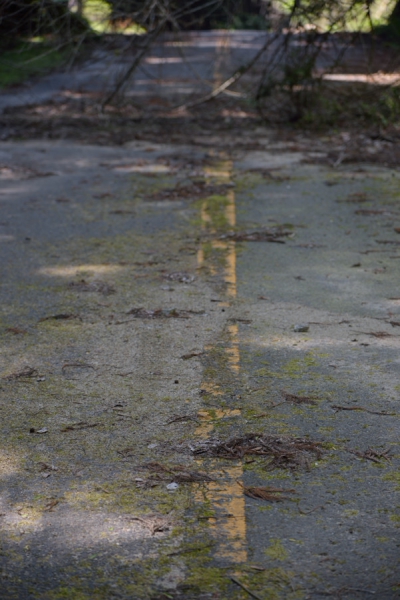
left=346, top=447, right=392, bottom=463
left=332, top=405, right=395, bottom=416
left=192, top=433, right=324, bottom=470
left=230, top=576, right=263, bottom=600
left=1, top=366, right=38, bottom=380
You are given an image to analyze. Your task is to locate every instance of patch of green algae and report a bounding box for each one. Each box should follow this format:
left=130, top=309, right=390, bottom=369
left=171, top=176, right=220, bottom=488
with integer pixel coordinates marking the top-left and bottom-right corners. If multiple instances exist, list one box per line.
left=383, top=472, right=400, bottom=491
left=265, top=539, right=290, bottom=562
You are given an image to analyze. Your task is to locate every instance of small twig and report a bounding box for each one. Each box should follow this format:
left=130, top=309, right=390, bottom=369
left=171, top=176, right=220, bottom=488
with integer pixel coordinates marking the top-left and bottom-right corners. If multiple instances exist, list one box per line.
left=165, top=415, right=200, bottom=425
left=2, top=366, right=38, bottom=380
left=61, top=422, right=99, bottom=432
left=356, top=331, right=397, bottom=338
left=61, top=363, right=96, bottom=373
left=94, top=486, right=110, bottom=494
left=114, top=412, right=134, bottom=419
left=181, top=351, right=204, bottom=360
left=332, top=405, right=395, bottom=416
left=346, top=447, right=391, bottom=463
left=298, top=504, right=324, bottom=515
left=237, top=481, right=295, bottom=502
left=230, top=576, right=263, bottom=600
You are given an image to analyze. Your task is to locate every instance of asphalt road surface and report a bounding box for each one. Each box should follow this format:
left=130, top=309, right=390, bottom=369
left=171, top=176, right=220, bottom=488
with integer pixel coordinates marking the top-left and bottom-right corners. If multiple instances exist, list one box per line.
left=0, top=31, right=400, bottom=600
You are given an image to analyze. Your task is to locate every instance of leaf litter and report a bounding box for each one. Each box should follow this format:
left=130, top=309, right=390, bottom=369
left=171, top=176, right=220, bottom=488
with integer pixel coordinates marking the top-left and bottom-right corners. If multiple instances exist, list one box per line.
left=219, top=227, right=292, bottom=243
left=191, top=433, right=324, bottom=470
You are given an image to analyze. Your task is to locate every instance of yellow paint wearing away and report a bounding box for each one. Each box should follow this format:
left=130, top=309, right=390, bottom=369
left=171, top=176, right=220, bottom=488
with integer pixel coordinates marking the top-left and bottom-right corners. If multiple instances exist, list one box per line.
left=196, top=156, right=247, bottom=563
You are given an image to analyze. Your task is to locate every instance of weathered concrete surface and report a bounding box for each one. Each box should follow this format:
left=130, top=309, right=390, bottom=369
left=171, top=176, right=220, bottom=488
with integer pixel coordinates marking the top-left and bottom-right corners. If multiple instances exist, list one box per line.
left=0, top=133, right=400, bottom=600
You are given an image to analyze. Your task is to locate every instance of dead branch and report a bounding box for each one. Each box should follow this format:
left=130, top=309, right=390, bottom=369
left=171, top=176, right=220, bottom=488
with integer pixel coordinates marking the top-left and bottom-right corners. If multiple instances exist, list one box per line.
left=101, top=21, right=166, bottom=110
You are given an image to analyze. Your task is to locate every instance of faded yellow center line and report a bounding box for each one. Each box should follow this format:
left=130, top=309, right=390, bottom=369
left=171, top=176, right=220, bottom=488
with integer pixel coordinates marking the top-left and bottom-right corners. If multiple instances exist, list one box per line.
left=196, top=157, right=247, bottom=563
